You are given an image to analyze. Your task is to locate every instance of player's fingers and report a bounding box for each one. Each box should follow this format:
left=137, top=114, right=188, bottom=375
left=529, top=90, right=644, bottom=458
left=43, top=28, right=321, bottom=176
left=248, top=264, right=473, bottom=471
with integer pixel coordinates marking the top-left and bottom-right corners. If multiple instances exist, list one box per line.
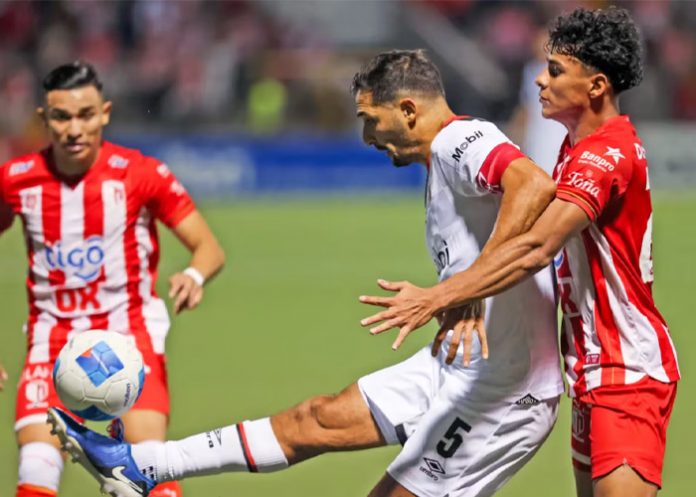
left=445, top=325, right=463, bottom=365
left=431, top=323, right=449, bottom=357
left=476, top=317, right=489, bottom=360
left=377, top=279, right=406, bottom=292
left=174, top=283, right=193, bottom=314
left=189, top=287, right=204, bottom=309
left=391, top=326, right=413, bottom=350
left=370, top=317, right=403, bottom=335
left=168, top=277, right=184, bottom=299
left=359, top=295, right=394, bottom=308
left=462, top=320, right=476, bottom=367
left=360, top=309, right=394, bottom=327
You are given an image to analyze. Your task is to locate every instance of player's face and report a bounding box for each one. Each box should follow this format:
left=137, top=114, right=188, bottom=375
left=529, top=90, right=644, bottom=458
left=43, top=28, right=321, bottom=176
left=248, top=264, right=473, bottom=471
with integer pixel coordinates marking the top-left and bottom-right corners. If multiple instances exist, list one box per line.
left=355, top=90, right=421, bottom=167
left=38, top=85, right=112, bottom=166
left=536, top=53, right=595, bottom=123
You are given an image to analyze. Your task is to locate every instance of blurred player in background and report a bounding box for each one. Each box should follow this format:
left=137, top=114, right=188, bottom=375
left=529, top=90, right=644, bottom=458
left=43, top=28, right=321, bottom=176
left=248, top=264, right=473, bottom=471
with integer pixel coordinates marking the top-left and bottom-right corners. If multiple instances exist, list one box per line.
left=0, top=61, right=225, bottom=497
left=360, top=8, right=680, bottom=497
left=48, top=50, right=562, bottom=497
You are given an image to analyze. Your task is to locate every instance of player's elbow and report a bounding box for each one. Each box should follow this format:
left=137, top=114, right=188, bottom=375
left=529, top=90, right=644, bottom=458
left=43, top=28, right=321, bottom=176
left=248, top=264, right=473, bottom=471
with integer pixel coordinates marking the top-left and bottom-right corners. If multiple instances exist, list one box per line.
left=531, top=169, right=556, bottom=207
left=212, top=242, right=226, bottom=272
left=519, top=233, right=555, bottom=273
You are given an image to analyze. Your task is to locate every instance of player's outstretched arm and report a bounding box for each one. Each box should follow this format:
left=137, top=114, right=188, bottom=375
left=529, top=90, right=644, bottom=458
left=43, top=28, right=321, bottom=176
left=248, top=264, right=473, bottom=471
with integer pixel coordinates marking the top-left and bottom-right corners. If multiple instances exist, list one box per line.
left=434, top=198, right=590, bottom=308
left=360, top=199, right=589, bottom=347
left=168, top=210, right=225, bottom=314
left=359, top=157, right=556, bottom=350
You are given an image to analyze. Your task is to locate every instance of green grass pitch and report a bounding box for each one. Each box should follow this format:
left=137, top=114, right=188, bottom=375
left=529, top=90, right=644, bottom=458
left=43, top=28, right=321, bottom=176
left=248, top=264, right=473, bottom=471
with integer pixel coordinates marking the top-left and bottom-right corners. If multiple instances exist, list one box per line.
left=1, top=194, right=694, bottom=496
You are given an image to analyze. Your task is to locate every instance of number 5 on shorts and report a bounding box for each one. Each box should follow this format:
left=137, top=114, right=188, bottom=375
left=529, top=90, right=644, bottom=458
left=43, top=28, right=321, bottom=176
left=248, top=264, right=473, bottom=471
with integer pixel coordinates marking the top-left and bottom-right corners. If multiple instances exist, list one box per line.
left=436, top=417, right=472, bottom=458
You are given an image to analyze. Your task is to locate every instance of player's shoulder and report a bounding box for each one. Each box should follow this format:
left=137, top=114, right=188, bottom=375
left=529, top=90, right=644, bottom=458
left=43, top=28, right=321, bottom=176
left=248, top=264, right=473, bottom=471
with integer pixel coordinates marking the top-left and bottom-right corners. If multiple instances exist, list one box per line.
left=570, top=118, right=639, bottom=173
left=431, top=116, right=506, bottom=164
left=102, top=141, right=165, bottom=175
left=1, top=149, right=47, bottom=175
left=1, top=148, right=50, bottom=190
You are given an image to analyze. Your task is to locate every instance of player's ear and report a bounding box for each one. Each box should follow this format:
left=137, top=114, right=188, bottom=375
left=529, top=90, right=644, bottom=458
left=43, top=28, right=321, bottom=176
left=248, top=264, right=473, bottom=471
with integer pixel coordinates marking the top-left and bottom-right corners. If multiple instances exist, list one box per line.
left=588, top=73, right=610, bottom=99
left=36, top=106, right=47, bottom=126
left=399, top=98, right=417, bottom=128
left=101, top=100, right=113, bottom=126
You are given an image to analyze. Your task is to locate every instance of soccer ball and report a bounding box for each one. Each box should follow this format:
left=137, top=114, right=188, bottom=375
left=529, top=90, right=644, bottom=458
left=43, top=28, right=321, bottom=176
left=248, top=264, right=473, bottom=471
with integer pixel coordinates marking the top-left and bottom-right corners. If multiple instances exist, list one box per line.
left=53, top=330, right=145, bottom=421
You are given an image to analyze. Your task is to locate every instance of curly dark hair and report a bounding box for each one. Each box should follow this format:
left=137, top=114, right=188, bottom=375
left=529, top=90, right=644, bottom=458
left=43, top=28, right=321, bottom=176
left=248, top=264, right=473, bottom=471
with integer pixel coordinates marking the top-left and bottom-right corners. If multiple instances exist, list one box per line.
left=548, top=7, right=643, bottom=94
left=350, top=49, right=445, bottom=103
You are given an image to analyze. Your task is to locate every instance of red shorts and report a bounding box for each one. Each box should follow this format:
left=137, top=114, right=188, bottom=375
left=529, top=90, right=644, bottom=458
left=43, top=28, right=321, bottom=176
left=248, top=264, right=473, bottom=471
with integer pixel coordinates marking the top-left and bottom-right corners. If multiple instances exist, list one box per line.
left=15, top=344, right=170, bottom=431
left=571, top=376, right=677, bottom=487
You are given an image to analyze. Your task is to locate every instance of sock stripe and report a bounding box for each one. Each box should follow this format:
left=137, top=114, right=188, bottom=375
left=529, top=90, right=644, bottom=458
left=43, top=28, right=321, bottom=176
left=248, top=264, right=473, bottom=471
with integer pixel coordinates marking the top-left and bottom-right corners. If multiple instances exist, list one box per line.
left=235, top=423, right=258, bottom=472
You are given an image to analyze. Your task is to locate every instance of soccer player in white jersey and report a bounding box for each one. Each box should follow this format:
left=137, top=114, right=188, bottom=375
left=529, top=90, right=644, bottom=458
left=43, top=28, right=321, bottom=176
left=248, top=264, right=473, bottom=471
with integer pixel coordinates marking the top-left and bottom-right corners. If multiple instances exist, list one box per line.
left=0, top=62, right=225, bottom=497
left=360, top=8, right=679, bottom=497
left=48, top=50, right=561, bottom=497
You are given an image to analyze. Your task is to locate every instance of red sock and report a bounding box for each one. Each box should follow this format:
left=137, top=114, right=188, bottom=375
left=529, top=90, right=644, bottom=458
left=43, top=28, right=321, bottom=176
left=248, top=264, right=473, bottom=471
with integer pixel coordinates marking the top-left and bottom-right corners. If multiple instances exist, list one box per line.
left=16, top=484, right=57, bottom=497
left=149, top=481, right=183, bottom=497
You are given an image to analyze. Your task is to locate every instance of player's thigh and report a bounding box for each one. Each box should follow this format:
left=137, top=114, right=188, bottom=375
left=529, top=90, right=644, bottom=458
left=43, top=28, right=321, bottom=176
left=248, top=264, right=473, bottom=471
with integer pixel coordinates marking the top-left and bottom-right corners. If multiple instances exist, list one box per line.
left=358, top=346, right=442, bottom=445
left=121, top=409, right=168, bottom=442
left=369, top=473, right=418, bottom=497
left=388, top=393, right=559, bottom=497
left=581, top=378, right=676, bottom=490
left=273, top=383, right=385, bottom=451
left=593, top=465, right=657, bottom=497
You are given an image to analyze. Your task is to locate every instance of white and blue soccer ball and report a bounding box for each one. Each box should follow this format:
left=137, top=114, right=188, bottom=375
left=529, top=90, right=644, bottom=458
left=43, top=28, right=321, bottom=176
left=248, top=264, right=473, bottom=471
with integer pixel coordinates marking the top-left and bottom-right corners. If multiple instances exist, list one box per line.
left=53, top=330, right=145, bottom=421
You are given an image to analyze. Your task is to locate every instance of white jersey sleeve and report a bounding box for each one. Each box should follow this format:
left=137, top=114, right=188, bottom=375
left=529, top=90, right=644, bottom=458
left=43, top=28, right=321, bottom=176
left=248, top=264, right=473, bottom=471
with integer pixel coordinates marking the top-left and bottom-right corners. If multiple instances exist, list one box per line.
left=430, top=118, right=525, bottom=196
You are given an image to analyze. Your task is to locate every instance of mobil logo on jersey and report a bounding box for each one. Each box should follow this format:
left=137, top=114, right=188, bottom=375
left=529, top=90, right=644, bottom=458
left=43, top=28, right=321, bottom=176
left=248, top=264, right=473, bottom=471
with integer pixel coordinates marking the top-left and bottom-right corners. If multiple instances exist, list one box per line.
left=44, top=235, right=106, bottom=282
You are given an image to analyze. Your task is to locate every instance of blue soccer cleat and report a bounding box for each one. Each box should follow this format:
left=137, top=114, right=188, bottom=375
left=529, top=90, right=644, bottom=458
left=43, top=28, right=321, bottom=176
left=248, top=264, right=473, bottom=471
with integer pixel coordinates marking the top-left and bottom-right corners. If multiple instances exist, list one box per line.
left=47, top=407, right=155, bottom=497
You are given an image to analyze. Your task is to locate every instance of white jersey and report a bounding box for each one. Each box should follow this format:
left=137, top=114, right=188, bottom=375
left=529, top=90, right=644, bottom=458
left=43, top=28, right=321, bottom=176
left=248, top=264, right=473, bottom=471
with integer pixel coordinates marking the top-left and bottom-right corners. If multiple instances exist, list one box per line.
left=426, top=116, right=563, bottom=402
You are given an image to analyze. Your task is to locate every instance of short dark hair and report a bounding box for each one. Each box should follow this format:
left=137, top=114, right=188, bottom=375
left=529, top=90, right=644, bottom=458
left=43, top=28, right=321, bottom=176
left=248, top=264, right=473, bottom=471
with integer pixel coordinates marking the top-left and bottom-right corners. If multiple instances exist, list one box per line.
left=350, top=50, right=445, bottom=103
left=42, top=61, right=103, bottom=93
left=548, top=7, right=643, bottom=94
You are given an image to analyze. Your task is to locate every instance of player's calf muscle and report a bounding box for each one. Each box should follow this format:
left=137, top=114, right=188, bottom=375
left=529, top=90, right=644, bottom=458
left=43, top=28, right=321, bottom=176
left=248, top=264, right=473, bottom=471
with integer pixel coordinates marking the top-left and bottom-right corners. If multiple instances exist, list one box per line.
left=272, top=384, right=384, bottom=463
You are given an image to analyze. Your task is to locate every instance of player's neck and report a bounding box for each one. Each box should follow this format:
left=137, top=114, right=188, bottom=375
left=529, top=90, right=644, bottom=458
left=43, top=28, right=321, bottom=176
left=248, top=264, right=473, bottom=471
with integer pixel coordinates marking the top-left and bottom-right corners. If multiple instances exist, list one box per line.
left=567, top=100, right=621, bottom=146
left=421, top=105, right=456, bottom=165
left=51, top=146, right=101, bottom=178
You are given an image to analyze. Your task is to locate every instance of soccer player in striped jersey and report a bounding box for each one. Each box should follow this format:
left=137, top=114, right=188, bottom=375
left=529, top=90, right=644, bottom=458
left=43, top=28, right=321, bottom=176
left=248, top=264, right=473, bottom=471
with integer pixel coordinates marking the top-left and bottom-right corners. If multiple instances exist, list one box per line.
left=0, top=62, right=225, bottom=497
left=360, top=8, right=679, bottom=497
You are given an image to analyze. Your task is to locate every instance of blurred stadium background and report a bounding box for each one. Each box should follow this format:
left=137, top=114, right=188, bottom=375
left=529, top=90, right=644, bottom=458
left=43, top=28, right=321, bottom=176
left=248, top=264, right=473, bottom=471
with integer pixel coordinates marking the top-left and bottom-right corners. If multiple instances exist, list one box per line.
left=0, top=1, right=694, bottom=496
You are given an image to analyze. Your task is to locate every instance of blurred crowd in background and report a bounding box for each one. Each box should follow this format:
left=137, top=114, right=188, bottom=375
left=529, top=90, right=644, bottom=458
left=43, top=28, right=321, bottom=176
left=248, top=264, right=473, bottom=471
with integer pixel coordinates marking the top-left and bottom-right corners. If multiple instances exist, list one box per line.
left=1, top=0, right=695, bottom=160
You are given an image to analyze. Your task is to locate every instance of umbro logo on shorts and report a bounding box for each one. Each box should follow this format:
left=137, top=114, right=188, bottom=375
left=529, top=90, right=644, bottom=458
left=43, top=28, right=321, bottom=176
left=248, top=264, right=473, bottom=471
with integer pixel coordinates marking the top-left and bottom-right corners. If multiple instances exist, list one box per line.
left=515, top=394, right=540, bottom=406
left=423, top=457, right=446, bottom=474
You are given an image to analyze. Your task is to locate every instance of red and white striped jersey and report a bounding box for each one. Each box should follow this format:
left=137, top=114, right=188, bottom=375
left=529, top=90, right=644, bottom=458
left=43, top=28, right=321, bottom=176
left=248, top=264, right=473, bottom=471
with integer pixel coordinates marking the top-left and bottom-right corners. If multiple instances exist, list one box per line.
left=0, top=141, right=195, bottom=363
left=552, top=116, right=680, bottom=396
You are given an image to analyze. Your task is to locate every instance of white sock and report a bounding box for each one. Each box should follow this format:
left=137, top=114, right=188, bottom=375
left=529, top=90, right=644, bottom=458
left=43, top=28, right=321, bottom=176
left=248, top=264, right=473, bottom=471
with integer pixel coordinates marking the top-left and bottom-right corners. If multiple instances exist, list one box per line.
left=18, top=442, right=64, bottom=491
left=132, top=418, right=288, bottom=482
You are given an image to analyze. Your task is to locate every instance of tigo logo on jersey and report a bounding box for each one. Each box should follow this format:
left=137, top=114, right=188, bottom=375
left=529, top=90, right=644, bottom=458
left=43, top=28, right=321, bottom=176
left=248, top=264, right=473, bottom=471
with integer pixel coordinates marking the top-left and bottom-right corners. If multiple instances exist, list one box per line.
left=45, top=235, right=105, bottom=282
left=76, top=341, right=125, bottom=387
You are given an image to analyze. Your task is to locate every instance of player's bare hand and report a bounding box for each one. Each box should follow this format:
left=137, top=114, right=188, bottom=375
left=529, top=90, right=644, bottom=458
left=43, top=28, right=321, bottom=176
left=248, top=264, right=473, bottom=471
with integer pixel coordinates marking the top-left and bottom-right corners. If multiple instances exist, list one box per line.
left=359, top=279, right=439, bottom=350
left=0, top=364, right=8, bottom=392
left=168, top=272, right=204, bottom=314
left=431, top=301, right=488, bottom=367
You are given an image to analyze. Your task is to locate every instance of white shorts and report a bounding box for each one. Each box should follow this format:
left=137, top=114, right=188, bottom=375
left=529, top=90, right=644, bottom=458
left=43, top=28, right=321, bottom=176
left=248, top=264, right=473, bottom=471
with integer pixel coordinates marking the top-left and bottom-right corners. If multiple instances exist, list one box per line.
left=358, top=346, right=559, bottom=497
